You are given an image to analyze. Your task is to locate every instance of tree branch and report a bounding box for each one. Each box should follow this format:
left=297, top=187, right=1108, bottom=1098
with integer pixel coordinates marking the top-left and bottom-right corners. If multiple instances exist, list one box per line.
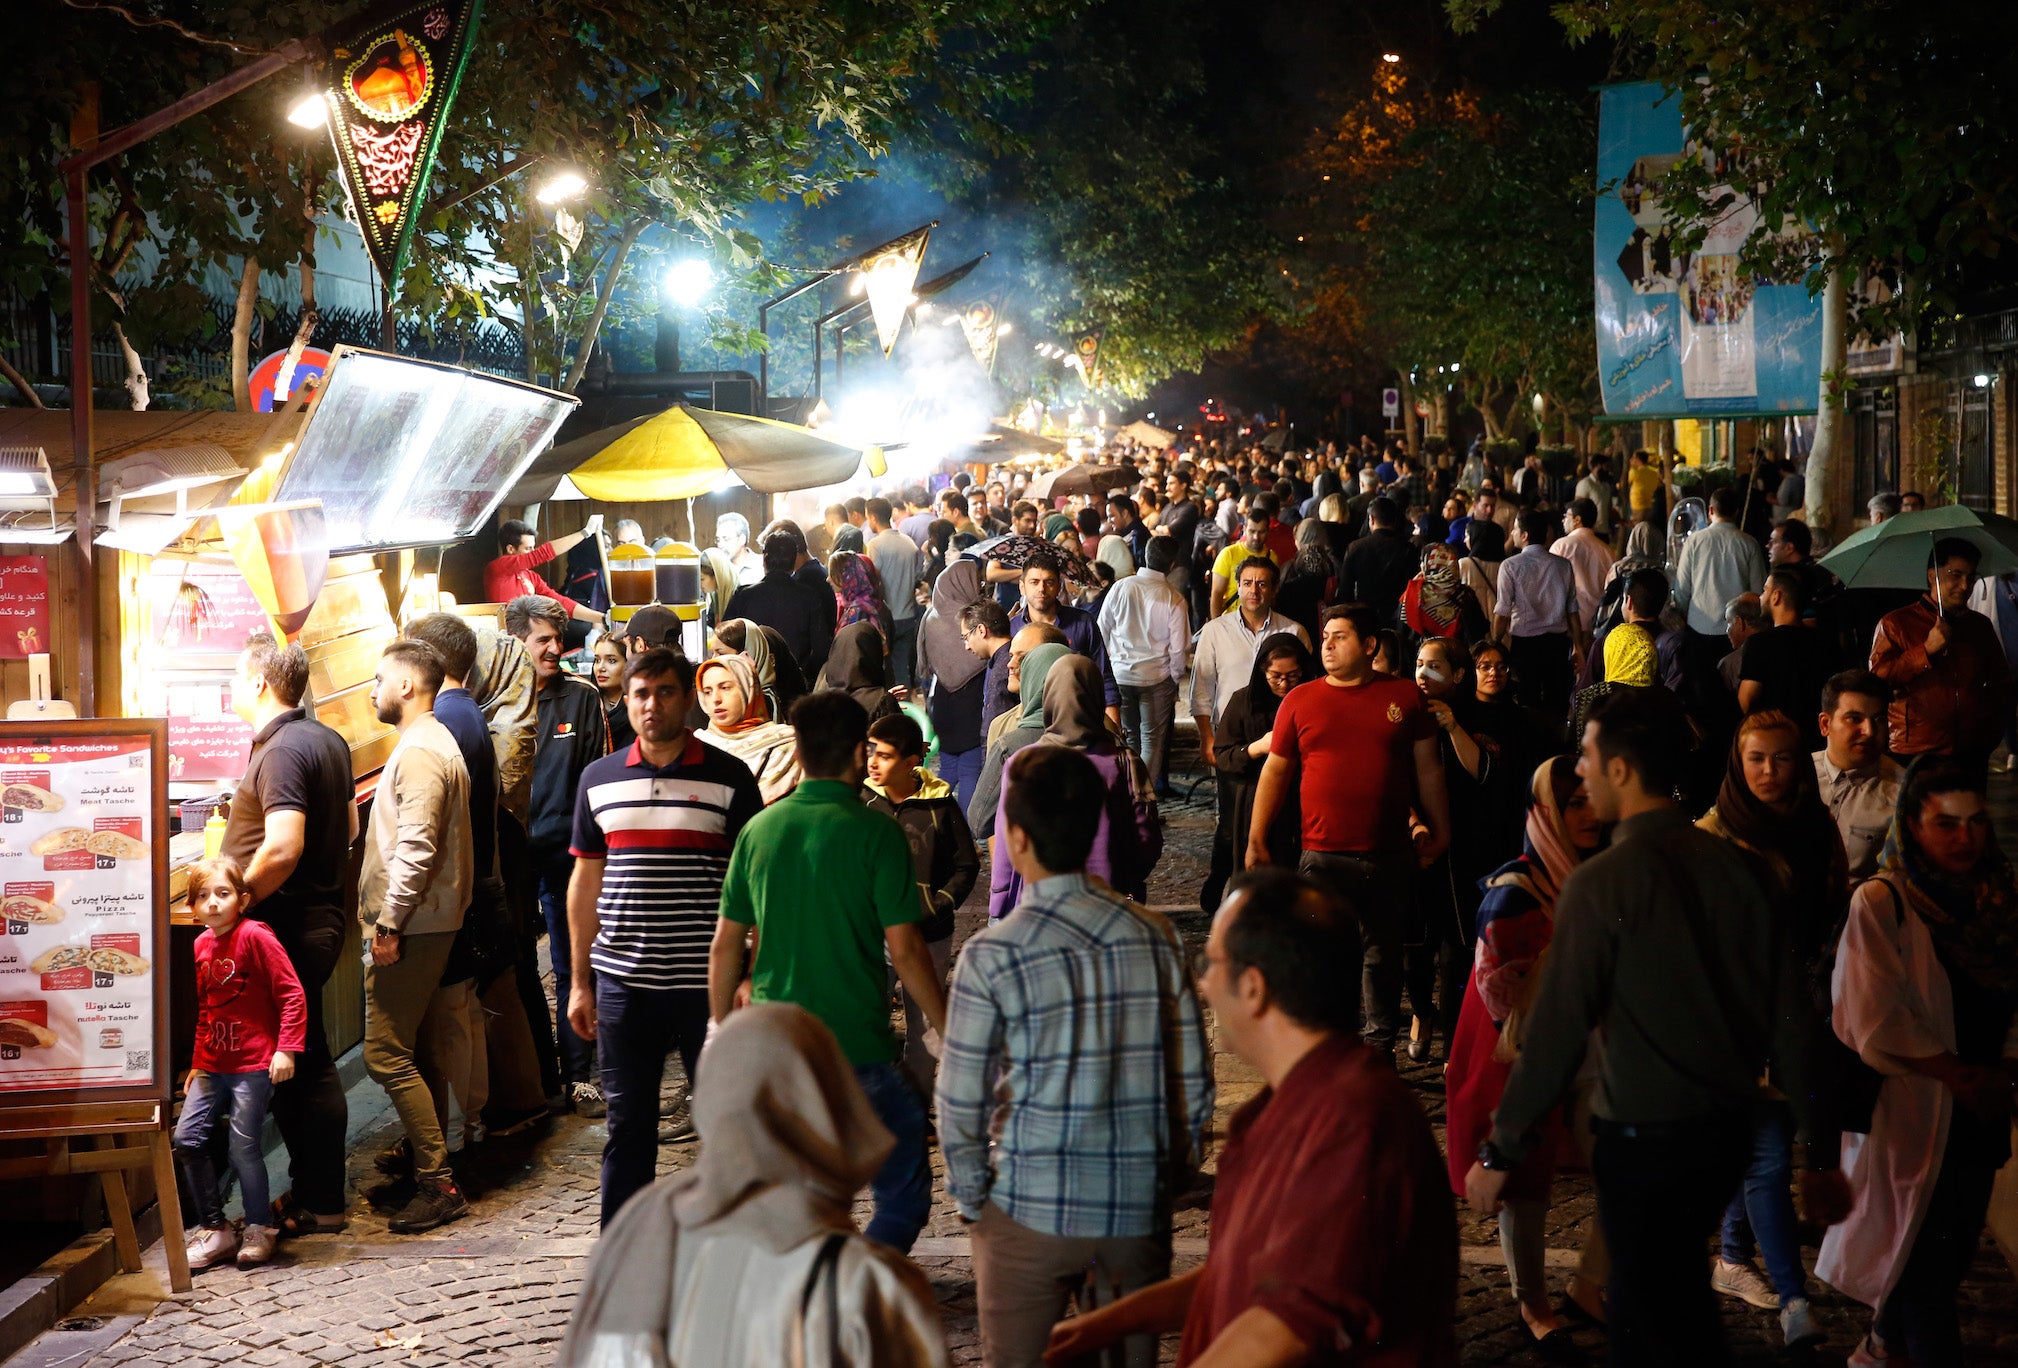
left=565, top=219, right=647, bottom=393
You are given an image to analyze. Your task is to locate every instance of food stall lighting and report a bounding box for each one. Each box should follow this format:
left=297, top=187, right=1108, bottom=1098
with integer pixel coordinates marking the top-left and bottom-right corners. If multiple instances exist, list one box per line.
left=915, top=302, right=933, bottom=320
left=1974, top=372, right=1994, bottom=388
left=662, top=259, right=714, bottom=307
left=286, top=92, right=328, bottom=129
left=1382, top=52, right=1402, bottom=63
left=997, top=322, right=1013, bottom=337
left=534, top=170, right=588, bottom=204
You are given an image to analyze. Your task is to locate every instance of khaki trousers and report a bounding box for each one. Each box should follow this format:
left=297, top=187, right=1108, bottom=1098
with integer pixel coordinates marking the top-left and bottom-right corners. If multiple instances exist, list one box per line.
left=970, top=1201, right=1169, bottom=1368
left=364, top=929, right=457, bottom=1182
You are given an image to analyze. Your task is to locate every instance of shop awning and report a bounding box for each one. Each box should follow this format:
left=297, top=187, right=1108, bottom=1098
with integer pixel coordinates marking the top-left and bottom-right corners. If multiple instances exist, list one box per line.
left=502, top=404, right=870, bottom=505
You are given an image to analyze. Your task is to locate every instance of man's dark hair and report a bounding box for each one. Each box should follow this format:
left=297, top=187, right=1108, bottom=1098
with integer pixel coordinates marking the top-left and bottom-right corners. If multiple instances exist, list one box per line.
left=505, top=594, right=568, bottom=640
left=1903, top=758, right=1987, bottom=830
left=1003, top=746, right=1103, bottom=873
left=1586, top=687, right=1689, bottom=797
left=497, top=518, right=534, bottom=553
left=1108, top=494, right=1137, bottom=521
left=1933, top=536, right=1982, bottom=572
left=1624, top=568, right=1669, bottom=621
left=242, top=630, right=308, bottom=707
left=1775, top=520, right=1812, bottom=557
left=1821, top=668, right=1892, bottom=715
left=959, top=598, right=1011, bottom=639
left=1320, top=601, right=1380, bottom=640
left=405, top=612, right=478, bottom=684
left=865, top=497, right=894, bottom=527
left=1465, top=518, right=1508, bottom=561
left=1366, top=496, right=1401, bottom=530
left=1710, top=486, right=1743, bottom=520
left=1022, top=552, right=1064, bottom=583
left=382, top=639, right=446, bottom=696
left=940, top=490, right=968, bottom=518
left=1234, top=553, right=1279, bottom=586
left=1765, top=566, right=1809, bottom=613
left=619, top=645, right=695, bottom=694
left=1076, top=507, right=1104, bottom=538
left=903, top=484, right=930, bottom=511
left=1145, top=536, right=1178, bottom=574
left=1251, top=491, right=1281, bottom=521
left=1220, top=868, right=1360, bottom=1033
left=1011, top=499, right=1039, bottom=520
left=868, top=711, right=926, bottom=759
left=791, top=690, right=870, bottom=778
left=1518, top=509, right=1554, bottom=546
left=1568, top=497, right=1599, bottom=528
left=845, top=496, right=867, bottom=518
left=762, top=533, right=798, bottom=577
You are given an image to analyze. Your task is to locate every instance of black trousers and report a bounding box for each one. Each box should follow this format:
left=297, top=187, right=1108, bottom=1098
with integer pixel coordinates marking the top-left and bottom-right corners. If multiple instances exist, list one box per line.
left=1297, top=850, right=1406, bottom=1048
left=264, top=906, right=351, bottom=1216
left=1592, top=1111, right=1752, bottom=1367
left=1876, top=1113, right=2000, bottom=1364
left=1509, top=631, right=1573, bottom=720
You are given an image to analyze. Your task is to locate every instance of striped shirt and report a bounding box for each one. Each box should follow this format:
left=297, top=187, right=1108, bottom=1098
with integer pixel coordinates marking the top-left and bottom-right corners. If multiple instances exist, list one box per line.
left=938, top=873, right=1214, bottom=1237
left=569, top=736, right=764, bottom=989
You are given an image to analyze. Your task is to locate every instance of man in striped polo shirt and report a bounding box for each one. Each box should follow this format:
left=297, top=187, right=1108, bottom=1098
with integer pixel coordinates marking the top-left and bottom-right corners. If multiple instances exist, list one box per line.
left=565, top=648, right=764, bottom=1226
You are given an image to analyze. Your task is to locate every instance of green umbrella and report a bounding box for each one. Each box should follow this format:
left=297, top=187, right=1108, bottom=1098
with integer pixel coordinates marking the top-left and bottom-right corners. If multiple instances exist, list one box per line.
left=1816, top=505, right=2018, bottom=589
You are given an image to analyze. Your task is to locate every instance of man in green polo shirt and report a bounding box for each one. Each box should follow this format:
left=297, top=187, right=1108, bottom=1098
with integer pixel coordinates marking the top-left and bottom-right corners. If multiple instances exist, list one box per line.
left=709, top=690, right=949, bottom=1253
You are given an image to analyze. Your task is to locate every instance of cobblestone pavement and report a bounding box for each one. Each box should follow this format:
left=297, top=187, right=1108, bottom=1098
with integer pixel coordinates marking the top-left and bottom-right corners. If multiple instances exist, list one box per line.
left=18, top=726, right=2018, bottom=1366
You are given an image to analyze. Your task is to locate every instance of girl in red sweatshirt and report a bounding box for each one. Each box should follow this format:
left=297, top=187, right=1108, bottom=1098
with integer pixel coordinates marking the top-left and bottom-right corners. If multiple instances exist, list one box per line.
left=173, top=855, right=306, bottom=1269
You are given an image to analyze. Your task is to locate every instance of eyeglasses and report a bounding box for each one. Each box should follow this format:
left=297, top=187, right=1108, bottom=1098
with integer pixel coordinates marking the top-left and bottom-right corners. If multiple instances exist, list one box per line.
left=1476, top=659, right=1511, bottom=673
left=1264, top=670, right=1302, bottom=687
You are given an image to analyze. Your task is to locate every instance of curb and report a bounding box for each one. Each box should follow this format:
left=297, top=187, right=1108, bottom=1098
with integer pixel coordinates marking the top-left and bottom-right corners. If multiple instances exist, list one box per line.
left=0, top=1204, right=162, bottom=1364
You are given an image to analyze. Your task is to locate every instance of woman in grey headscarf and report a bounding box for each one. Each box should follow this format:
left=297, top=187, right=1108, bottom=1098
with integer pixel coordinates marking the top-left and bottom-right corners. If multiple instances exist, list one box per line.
left=915, top=561, right=990, bottom=810
left=561, top=1003, right=948, bottom=1368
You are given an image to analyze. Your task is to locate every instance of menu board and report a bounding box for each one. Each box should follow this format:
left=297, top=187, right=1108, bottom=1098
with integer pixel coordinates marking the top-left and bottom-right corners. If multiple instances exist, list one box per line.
left=0, top=723, right=167, bottom=1106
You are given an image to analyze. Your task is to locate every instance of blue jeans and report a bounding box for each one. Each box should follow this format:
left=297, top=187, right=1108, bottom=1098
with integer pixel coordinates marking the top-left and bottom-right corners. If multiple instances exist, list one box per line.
left=1720, top=1102, right=1804, bottom=1301
left=853, top=1061, right=932, bottom=1253
left=538, top=854, right=595, bottom=1086
left=596, top=975, right=710, bottom=1228
left=1117, top=677, right=1179, bottom=788
left=174, top=1070, right=275, bottom=1227
left=939, top=745, right=986, bottom=815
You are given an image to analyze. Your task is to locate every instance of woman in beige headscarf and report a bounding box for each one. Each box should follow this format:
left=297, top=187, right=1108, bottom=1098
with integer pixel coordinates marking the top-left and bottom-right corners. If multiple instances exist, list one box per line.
left=561, top=1003, right=949, bottom=1368
left=695, top=655, right=803, bottom=805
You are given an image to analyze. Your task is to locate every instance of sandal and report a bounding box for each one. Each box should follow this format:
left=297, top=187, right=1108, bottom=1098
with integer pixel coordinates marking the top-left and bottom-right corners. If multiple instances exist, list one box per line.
left=271, top=1190, right=348, bottom=1239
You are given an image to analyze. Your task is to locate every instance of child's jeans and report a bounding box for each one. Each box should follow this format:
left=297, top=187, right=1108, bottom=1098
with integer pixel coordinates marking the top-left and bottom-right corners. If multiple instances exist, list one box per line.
left=174, top=1070, right=275, bottom=1227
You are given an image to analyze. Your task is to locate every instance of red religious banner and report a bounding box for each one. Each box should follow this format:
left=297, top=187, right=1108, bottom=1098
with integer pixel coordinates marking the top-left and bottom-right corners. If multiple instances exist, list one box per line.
left=0, top=557, right=50, bottom=659
left=323, top=0, right=485, bottom=289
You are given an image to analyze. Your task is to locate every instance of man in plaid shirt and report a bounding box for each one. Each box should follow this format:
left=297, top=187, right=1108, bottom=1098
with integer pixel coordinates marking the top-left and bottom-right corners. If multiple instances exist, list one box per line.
left=939, top=744, right=1213, bottom=1368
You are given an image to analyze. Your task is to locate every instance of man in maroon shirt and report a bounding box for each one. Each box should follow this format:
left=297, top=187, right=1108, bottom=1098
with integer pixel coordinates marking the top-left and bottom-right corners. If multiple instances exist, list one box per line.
left=1247, top=601, right=1449, bottom=1052
left=482, top=516, right=608, bottom=627
left=1046, top=868, right=1458, bottom=1366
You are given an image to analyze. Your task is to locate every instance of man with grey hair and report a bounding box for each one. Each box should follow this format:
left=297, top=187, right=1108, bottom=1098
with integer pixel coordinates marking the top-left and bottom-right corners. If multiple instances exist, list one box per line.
left=1867, top=491, right=1902, bottom=525
left=612, top=519, right=647, bottom=550
left=1719, top=591, right=1769, bottom=695
left=715, top=511, right=763, bottom=583
left=507, top=595, right=610, bottom=1115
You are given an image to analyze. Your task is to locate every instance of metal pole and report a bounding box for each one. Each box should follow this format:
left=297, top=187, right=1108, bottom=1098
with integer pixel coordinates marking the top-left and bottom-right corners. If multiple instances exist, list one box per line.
left=812, top=319, right=824, bottom=400
left=66, top=169, right=96, bottom=717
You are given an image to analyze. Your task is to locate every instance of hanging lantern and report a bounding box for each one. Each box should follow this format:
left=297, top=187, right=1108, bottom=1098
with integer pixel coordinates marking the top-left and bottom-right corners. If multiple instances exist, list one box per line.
left=858, top=225, right=933, bottom=357
left=214, top=501, right=331, bottom=642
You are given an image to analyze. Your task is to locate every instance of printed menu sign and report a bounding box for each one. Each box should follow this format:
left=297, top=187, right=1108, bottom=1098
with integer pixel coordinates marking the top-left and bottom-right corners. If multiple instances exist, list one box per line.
left=0, top=732, right=155, bottom=1093
left=0, top=557, right=49, bottom=659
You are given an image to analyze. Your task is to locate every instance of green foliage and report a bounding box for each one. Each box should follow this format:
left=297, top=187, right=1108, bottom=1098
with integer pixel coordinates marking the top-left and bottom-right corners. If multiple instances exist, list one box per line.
left=1448, top=0, right=2018, bottom=338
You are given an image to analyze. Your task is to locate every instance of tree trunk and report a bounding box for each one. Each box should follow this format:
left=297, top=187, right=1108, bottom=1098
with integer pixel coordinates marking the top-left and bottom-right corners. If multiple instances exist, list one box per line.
left=111, top=321, right=148, bottom=411
left=0, top=353, right=43, bottom=408
left=1806, top=265, right=1851, bottom=536
left=1398, top=374, right=1420, bottom=455
left=275, top=203, right=319, bottom=405
left=230, top=255, right=260, bottom=412
left=565, top=220, right=646, bottom=393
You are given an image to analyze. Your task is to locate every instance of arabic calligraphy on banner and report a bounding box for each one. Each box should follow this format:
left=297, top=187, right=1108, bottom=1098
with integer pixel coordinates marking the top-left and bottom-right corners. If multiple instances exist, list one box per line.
left=0, top=557, right=50, bottom=660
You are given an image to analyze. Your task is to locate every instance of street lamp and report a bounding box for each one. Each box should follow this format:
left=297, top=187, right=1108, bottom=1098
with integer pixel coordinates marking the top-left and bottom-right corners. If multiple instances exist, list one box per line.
left=1382, top=52, right=1402, bottom=63
left=663, top=259, right=714, bottom=308
left=534, top=170, right=587, bottom=204
left=286, top=91, right=327, bottom=129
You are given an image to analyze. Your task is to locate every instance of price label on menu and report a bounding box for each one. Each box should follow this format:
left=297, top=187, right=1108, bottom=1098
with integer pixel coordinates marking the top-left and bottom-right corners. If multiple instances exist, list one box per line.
left=0, top=731, right=156, bottom=1095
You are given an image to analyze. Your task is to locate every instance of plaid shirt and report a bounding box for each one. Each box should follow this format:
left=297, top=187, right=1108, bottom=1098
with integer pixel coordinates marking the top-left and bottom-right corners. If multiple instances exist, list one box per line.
left=938, top=873, right=1213, bottom=1237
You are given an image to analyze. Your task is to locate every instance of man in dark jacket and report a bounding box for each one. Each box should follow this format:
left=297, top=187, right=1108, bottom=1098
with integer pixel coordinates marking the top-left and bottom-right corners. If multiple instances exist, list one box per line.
left=506, top=595, right=610, bottom=1116
left=864, top=711, right=980, bottom=1095
left=725, top=532, right=836, bottom=680
left=1338, top=497, right=1419, bottom=626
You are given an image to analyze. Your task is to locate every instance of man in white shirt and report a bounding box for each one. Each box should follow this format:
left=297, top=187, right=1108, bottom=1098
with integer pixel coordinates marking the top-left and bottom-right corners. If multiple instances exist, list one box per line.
left=1551, top=497, right=1616, bottom=629
left=1193, top=557, right=1309, bottom=910
left=1494, top=510, right=1583, bottom=717
left=1574, top=457, right=1618, bottom=539
left=1673, top=485, right=1768, bottom=681
left=1813, top=669, right=1902, bottom=880
left=1098, top=537, right=1191, bottom=795
left=864, top=496, right=922, bottom=688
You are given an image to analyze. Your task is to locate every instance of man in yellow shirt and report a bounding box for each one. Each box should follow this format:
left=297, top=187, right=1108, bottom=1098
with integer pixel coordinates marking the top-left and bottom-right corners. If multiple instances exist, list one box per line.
left=1626, top=450, right=1664, bottom=526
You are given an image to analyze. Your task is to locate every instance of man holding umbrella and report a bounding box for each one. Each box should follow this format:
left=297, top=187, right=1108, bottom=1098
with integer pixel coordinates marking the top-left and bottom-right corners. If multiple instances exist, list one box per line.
left=1869, top=536, right=2009, bottom=766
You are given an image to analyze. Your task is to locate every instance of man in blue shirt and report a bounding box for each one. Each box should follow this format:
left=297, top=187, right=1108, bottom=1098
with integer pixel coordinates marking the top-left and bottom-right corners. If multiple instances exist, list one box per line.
left=941, top=744, right=1212, bottom=1366
left=1008, top=553, right=1121, bottom=722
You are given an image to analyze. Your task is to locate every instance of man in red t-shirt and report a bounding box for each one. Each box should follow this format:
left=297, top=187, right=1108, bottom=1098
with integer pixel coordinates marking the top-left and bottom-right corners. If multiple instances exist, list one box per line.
left=1246, top=602, right=1448, bottom=1053
left=482, top=515, right=608, bottom=627
left=1045, top=869, right=1459, bottom=1367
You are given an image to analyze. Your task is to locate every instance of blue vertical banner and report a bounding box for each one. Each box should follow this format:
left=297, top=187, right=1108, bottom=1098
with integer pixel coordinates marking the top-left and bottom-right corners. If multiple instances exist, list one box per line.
left=1595, top=83, right=1821, bottom=418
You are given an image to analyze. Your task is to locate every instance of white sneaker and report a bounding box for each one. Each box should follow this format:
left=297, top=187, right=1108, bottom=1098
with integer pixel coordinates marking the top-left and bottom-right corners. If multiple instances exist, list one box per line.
left=236, top=1223, right=277, bottom=1266
left=185, top=1223, right=239, bottom=1270
left=1780, top=1297, right=1823, bottom=1348
left=1710, top=1257, right=1781, bottom=1310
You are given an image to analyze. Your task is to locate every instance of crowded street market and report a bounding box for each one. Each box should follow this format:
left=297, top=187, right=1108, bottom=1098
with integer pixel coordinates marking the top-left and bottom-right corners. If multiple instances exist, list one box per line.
left=6, top=1, right=2018, bottom=1366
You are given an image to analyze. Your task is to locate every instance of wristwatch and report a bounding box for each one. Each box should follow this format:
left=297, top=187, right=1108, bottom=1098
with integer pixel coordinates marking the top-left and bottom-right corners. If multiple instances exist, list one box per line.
left=373, top=923, right=400, bottom=940
left=1477, top=1140, right=1517, bottom=1172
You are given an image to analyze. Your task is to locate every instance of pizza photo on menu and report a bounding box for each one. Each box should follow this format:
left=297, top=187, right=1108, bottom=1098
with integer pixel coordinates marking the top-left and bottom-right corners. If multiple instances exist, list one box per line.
left=0, top=782, right=62, bottom=812
left=84, top=831, right=148, bottom=860
left=0, top=893, right=63, bottom=924
left=30, top=944, right=150, bottom=977
left=28, top=827, right=91, bottom=856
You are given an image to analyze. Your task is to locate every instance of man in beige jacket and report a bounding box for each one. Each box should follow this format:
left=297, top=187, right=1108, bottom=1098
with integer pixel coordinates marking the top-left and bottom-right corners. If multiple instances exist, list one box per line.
left=360, top=639, right=474, bottom=1233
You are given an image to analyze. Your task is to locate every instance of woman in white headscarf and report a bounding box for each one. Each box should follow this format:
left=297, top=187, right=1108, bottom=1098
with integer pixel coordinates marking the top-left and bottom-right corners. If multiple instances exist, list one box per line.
left=560, top=1003, right=949, bottom=1368
left=695, top=655, right=803, bottom=805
